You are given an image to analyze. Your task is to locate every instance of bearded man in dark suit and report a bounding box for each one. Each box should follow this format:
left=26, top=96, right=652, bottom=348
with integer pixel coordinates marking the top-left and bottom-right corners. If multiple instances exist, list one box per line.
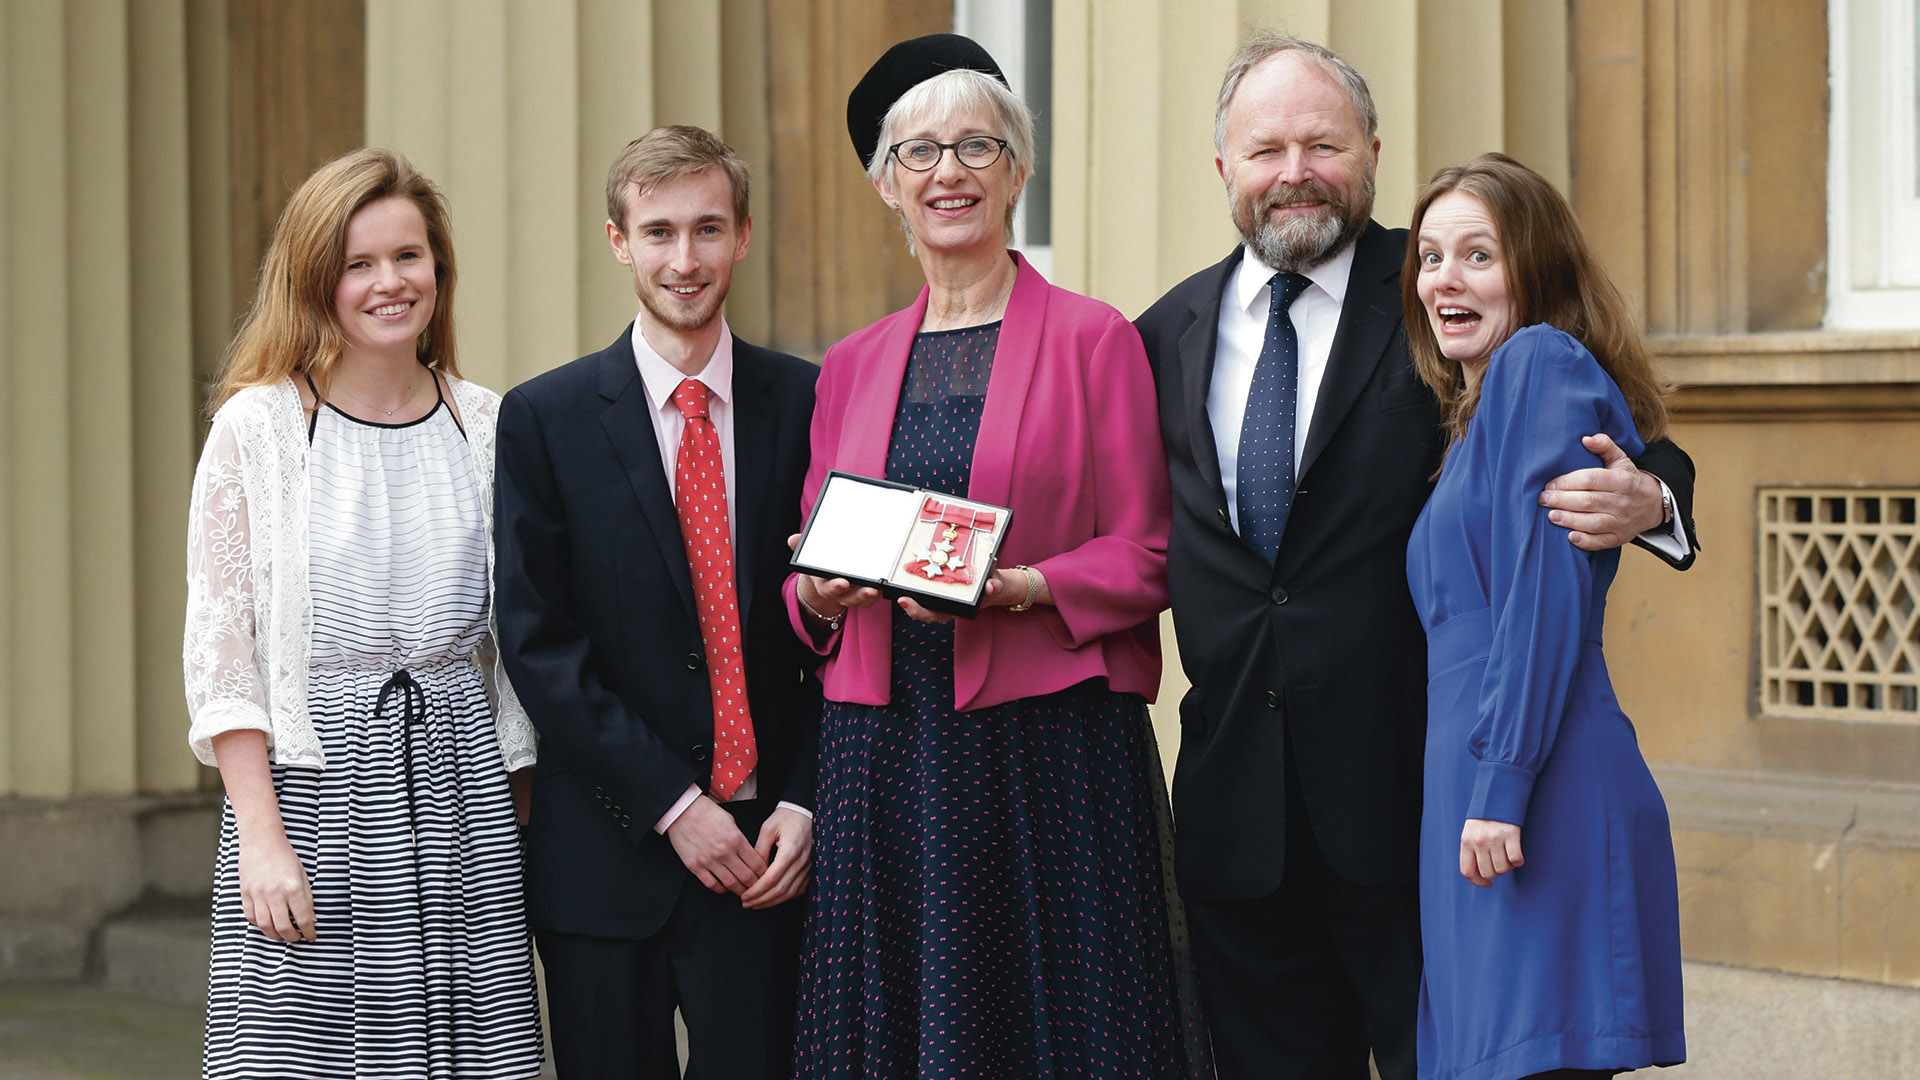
left=1134, top=33, right=1699, bottom=1080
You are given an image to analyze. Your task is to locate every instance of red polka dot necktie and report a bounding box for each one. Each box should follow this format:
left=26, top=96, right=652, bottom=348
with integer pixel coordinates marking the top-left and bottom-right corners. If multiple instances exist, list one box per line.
left=672, top=379, right=757, bottom=800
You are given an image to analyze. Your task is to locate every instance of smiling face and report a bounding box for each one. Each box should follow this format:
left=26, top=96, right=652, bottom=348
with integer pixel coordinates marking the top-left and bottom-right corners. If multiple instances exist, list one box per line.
left=1217, top=52, right=1378, bottom=273
left=332, top=195, right=437, bottom=363
left=608, top=166, right=751, bottom=337
left=1414, top=190, right=1516, bottom=371
left=877, top=103, right=1022, bottom=258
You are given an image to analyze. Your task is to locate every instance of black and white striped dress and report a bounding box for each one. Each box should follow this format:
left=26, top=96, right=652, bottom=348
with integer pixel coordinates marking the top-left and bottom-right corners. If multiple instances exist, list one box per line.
left=204, top=392, right=544, bottom=1079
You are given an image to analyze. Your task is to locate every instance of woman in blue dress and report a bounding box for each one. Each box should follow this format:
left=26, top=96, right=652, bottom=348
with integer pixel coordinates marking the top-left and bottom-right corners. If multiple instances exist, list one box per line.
left=1401, top=153, right=1687, bottom=1080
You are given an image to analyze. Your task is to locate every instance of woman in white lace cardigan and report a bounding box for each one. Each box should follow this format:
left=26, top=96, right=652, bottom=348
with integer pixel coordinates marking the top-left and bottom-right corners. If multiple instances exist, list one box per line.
left=183, top=149, right=544, bottom=1078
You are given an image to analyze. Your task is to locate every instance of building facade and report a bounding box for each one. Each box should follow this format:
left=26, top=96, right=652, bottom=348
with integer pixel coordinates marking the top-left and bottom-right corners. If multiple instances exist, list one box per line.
left=2, top=0, right=1916, bottom=991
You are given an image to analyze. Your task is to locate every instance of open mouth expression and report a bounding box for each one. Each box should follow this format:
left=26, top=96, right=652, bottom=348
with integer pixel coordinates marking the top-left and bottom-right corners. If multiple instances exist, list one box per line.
left=1415, top=190, right=1515, bottom=369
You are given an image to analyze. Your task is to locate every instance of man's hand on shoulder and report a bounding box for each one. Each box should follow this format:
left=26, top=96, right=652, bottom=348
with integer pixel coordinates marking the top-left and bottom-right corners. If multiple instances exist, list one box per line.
left=740, top=807, right=813, bottom=910
left=1539, top=433, right=1665, bottom=551
left=664, top=795, right=767, bottom=896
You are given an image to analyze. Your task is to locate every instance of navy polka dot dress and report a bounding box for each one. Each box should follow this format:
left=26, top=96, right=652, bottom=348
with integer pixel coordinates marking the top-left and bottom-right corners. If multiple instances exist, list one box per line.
left=793, top=324, right=1202, bottom=1079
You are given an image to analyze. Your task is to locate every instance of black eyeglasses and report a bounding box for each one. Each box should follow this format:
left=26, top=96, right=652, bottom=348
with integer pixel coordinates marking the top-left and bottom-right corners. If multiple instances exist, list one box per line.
left=887, top=136, right=1010, bottom=172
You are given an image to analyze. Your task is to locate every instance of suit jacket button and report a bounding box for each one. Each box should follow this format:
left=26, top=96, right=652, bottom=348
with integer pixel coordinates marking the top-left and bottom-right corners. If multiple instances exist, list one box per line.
left=594, top=786, right=606, bottom=798
left=686, top=653, right=703, bottom=670
left=691, top=744, right=711, bottom=763
left=619, top=814, right=632, bottom=829
left=1270, top=586, right=1289, bottom=605
left=1216, top=507, right=1231, bottom=527
left=1266, top=690, right=1281, bottom=709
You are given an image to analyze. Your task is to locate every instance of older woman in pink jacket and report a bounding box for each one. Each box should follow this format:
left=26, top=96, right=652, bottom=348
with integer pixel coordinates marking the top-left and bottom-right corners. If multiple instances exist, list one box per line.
left=783, top=34, right=1202, bottom=1080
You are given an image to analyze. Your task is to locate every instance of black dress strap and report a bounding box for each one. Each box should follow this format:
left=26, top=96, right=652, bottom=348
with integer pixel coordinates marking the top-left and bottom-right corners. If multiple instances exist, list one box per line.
left=433, top=371, right=465, bottom=438
left=303, top=372, right=322, bottom=442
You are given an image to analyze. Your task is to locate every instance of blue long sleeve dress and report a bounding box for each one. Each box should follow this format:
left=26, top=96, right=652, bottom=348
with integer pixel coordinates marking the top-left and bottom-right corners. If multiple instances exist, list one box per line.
left=1406, top=325, right=1686, bottom=1080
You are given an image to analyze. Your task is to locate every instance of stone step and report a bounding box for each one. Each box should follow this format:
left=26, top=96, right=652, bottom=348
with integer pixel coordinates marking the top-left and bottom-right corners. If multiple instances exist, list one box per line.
left=0, top=920, right=90, bottom=982
left=0, top=794, right=219, bottom=983
left=99, top=909, right=207, bottom=1006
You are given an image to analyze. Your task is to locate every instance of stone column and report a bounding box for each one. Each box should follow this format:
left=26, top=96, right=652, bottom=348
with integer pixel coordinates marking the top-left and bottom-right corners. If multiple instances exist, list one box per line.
left=1050, top=0, right=1568, bottom=310
left=365, top=0, right=771, bottom=390
left=0, top=0, right=204, bottom=798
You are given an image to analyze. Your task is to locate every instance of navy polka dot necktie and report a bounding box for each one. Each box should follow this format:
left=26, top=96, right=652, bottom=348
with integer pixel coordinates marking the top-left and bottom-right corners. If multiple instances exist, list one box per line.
left=1236, top=272, right=1312, bottom=565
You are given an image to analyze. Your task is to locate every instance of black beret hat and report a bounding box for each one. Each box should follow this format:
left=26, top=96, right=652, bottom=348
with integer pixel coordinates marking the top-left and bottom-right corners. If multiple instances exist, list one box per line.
left=846, top=33, right=1009, bottom=170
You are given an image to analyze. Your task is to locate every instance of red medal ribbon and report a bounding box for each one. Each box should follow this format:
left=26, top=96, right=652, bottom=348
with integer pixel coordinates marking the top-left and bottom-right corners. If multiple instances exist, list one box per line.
left=902, top=497, right=998, bottom=585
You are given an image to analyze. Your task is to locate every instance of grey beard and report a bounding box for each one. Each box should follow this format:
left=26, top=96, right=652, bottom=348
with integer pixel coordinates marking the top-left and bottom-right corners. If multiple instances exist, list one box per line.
left=1231, top=175, right=1375, bottom=273
left=1248, top=212, right=1354, bottom=273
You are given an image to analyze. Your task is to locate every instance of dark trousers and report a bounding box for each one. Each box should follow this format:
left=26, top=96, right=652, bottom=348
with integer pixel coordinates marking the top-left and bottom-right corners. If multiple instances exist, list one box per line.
left=1187, top=756, right=1422, bottom=1080
left=536, top=877, right=803, bottom=1080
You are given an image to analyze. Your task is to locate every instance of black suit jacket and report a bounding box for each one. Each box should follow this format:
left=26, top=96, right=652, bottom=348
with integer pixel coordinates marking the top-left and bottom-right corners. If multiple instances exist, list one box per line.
left=1136, top=222, right=1697, bottom=902
left=493, top=326, right=821, bottom=938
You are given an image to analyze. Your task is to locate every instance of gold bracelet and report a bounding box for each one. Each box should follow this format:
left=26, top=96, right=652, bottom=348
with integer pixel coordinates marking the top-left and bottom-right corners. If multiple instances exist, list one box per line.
left=798, top=589, right=844, bottom=631
left=1007, top=564, right=1041, bottom=612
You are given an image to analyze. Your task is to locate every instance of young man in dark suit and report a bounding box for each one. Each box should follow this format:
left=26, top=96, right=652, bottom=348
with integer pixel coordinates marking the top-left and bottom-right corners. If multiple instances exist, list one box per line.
left=1133, top=34, right=1699, bottom=1080
left=493, top=126, right=819, bottom=1079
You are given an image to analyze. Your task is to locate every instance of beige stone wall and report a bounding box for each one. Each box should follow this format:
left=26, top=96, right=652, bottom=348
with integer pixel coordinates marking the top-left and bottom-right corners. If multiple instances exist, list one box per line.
left=1, top=0, right=204, bottom=799
left=362, top=0, right=778, bottom=391
left=1049, top=0, right=1569, bottom=319
left=365, top=0, right=654, bottom=392
left=1610, top=334, right=1920, bottom=784
left=1612, top=338, right=1920, bottom=987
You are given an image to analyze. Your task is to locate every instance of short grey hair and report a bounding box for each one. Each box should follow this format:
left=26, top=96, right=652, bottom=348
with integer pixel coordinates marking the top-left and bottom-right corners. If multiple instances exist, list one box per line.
left=1214, top=32, right=1379, bottom=155
left=869, top=68, right=1036, bottom=244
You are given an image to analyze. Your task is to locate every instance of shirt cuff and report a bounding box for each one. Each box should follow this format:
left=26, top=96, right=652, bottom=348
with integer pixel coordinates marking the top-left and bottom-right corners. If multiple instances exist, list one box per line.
left=1465, top=760, right=1537, bottom=826
left=1637, top=477, right=1691, bottom=561
left=775, top=800, right=813, bottom=820
left=653, top=783, right=703, bottom=834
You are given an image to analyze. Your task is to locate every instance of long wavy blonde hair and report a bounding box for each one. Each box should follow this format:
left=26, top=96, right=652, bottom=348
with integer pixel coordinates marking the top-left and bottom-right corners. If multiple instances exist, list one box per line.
left=1401, top=153, right=1669, bottom=453
left=210, top=148, right=459, bottom=411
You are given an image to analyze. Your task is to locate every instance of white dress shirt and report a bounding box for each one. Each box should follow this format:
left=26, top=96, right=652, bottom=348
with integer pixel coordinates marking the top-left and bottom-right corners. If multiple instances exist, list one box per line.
left=631, top=319, right=811, bottom=832
left=1205, top=244, right=1690, bottom=560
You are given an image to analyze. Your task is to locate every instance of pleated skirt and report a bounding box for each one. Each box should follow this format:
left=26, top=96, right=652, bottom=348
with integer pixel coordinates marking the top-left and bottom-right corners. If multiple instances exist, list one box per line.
left=202, top=664, right=543, bottom=1080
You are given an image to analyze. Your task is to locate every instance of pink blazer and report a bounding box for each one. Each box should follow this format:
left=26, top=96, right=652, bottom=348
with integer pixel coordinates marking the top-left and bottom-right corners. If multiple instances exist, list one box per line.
left=785, top=253, right=1171, bottom=710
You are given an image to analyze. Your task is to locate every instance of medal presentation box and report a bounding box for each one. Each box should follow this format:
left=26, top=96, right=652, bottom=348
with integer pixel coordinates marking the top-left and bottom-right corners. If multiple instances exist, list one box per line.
left=791, top=471, right=1013, bottom=618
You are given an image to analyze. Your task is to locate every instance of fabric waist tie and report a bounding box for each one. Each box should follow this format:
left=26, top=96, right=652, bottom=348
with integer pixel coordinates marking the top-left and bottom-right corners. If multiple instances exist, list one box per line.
left=373, top=668, right=429, bottom=840
left=1425, top=606, right=1605, bottom=678
left=1427, top=608, right=1493, bottom=677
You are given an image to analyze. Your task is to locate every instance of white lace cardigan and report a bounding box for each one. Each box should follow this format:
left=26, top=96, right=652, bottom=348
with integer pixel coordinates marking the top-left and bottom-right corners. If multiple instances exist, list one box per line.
left=183, top=376, right=537, bottom=772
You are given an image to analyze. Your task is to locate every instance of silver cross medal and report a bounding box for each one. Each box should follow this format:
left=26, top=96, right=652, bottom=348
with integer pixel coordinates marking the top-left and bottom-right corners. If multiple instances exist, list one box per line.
left=912, top=525, right=964, bottom=579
